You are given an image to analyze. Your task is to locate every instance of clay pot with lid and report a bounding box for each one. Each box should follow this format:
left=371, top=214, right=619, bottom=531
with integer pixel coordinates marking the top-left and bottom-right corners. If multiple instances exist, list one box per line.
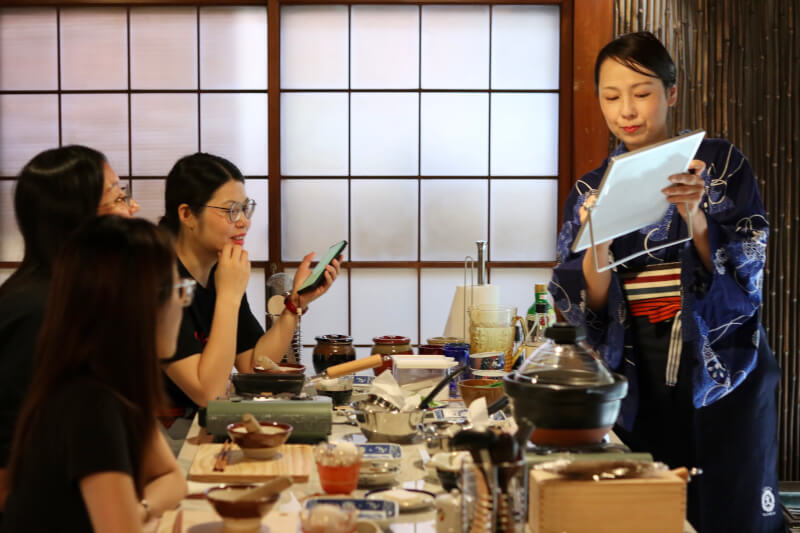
left=370, top=335, right=412, bottom=376
left=503, top=323, right=628, bottom=447
left=312, top=334, right=356, bottom=374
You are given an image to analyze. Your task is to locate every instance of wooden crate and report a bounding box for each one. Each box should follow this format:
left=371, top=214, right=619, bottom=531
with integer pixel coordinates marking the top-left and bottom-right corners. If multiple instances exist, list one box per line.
left=529, top=468, right=686, bottom=533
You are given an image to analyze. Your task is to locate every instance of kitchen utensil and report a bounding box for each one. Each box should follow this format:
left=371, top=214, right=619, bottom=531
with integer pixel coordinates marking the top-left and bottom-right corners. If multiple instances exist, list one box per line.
left=350, top=400, right=426, bottom=444
left=503, top=323, right=628, bottom=450
left=231, top=476, right=293, bottom=502
left=418, top=364, right=468, bottom=409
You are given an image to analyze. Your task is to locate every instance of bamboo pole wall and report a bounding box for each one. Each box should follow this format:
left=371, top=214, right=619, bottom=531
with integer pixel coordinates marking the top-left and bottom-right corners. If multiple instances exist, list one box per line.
left=614, top=0, right=799, bottom=481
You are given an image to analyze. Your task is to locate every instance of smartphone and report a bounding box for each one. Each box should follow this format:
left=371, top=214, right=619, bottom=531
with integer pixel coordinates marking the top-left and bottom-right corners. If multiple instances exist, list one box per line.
left=296, top=240, right=347, bottom=294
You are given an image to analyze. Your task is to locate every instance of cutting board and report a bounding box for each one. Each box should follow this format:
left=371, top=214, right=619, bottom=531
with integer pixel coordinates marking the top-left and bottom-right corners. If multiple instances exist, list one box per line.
left=188, top=443, right=313, bottom=483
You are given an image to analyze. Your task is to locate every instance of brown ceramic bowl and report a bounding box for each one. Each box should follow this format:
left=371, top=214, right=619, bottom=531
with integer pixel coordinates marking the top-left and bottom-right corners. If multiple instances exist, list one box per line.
left=205, top=484, right=280, bottom=529
left=253, top=362, right=306, bottom=375
left=227, top=421, right=293, bottom=459
left=458, top=379, right=506, bottom=407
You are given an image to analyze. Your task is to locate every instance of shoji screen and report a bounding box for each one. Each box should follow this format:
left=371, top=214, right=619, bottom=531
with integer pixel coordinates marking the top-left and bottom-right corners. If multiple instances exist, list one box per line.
left=279, top=5, right=562, bottom=358
left=0, top=6, right=269, bottom=328
left=0, top=4, right=565, bottom=356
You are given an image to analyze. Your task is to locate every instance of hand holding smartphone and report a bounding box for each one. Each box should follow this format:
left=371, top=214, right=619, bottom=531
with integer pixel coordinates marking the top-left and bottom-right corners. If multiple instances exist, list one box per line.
left=296, top=240, right=347, bottom=294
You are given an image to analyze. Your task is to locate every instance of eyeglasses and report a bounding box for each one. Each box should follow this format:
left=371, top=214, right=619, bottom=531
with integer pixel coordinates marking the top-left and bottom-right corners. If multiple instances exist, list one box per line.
left=205, top=199, right=256, bottom=223
left=100, top=186, right=133, bottom=210
left=174, top=278, right=197, bottom=307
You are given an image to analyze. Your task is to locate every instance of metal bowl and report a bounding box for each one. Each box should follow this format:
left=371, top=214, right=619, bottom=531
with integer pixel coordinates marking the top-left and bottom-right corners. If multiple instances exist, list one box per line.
left=350, top=400, right=425, bottom=444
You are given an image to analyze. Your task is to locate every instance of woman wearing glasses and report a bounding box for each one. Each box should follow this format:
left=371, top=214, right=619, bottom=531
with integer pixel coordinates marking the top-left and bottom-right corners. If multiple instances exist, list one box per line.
left=0, top=145, right=139, bottom=512
left=157, top=153, right=339, bottom=445
left=2, top=217, right=187, bottom=533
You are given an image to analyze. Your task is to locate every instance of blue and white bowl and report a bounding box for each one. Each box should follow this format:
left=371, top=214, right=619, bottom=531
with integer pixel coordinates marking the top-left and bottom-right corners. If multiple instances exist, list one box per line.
left=304, top=498, right=398, bottom=528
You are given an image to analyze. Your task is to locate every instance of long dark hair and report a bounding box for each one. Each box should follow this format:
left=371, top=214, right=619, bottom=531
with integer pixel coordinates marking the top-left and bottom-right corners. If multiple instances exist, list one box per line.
left=594, top=31, right=676, bottom=90
left=160, top=153, right=245, bottom=235
left=0, top=145, right=105, bottom=299
left=8, top=216, right=174, bottom=493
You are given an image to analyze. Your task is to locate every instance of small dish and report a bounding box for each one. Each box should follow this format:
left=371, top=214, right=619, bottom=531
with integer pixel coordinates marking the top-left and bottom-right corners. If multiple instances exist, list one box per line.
left=365, top=488, right=436, bottom=513
left=357, top=463, right=401, bottom=487
left=304, top=498, right=398, bottom=529
left=356, top=443, right=403, bottom=467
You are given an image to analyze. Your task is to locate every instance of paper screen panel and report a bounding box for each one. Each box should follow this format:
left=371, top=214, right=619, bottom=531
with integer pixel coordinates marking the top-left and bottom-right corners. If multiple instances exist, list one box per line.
left=350, top=268, right=418, bottom=346
left=131, top=93, right=198, bottom=176
left=60, top=8, right=127, bottom=90
left=0, top=95, right=59, bottom=177
left=0, top=269, right=13, bottom=286
left=350, top=92, right=418, bottom=176
left=490, top=93, right=559, bottom=177
left=130, top=179, right=165, bottom=225
left=420, top=179, right=488, bottom=260
left=420, top=6, right=489, bottom=89
left=61, top=93, right=129, bottom=176
left=351, top=179, right=418, bottom=261
left=281, top=179, right=348, bottom=262
left=0, top=181, right=22, bottom=261
left=130, top=7, right=197, bottom=89
left=0, top=8, right=57, bottom=91
left=491, top=5, right=560, bottom=90
left=285, top=267, right=349, bottom=344
left=420, top=269, right=465, bottom=344
left=201, top=93, right=268, bottom=176
left=280, top=6, right=348, bottom=89
left=350, top=6, right=419, bottom=89
left=490, top=179, right=558, bottom=261
left=488, top=267, right=554, bottom=323
left=420, top=93, right=488, bottom=176
left=281, top=92, right=348, bottom=176
left=244, top=178, right=268, bottom=261
left=199, top=6, right=268, bottom=90
left=247, top=268, right=266, bottom=331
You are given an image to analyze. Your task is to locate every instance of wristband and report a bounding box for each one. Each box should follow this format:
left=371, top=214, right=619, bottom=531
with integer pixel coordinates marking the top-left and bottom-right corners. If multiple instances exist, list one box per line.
left=284, top=295, right=307, bottom=316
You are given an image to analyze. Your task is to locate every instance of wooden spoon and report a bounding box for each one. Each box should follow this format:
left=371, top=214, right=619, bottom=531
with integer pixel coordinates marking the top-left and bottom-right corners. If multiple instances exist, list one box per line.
left=241, top=413, right=264, bottom=434
left=231, top=476, right=293, bottom=502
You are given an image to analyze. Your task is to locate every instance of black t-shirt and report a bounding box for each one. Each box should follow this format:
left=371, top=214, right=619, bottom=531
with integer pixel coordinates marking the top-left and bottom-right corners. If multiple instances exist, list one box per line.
left=0, top=279, right=49, bottom=468
left=1, top=378, right=139, bottom=533
left=161, top=260, right=264, bottom=409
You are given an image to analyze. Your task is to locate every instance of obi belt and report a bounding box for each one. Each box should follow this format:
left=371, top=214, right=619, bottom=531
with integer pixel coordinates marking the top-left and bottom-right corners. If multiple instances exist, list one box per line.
left=619, top=262, right=682, bottom=387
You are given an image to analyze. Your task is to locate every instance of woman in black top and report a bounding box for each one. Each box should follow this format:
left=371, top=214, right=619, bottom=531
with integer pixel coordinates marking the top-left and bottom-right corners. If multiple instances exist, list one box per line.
left=158, top=153, right=340, bottom=413
left=0, top=145, right=139, bottom=509
left=2, top=216, right=187, bottom=532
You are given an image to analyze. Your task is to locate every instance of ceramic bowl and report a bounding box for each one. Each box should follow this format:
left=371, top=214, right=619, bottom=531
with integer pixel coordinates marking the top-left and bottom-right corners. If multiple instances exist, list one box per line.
left=227, top=421, right=292, bottom=460
left=205, top=484, right=280, bottom=530
left=458, top=378, right=506, bottom=407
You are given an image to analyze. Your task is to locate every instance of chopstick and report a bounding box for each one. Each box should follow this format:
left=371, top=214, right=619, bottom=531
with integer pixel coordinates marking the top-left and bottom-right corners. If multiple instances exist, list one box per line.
left=213, top=439, right=232, bottom=472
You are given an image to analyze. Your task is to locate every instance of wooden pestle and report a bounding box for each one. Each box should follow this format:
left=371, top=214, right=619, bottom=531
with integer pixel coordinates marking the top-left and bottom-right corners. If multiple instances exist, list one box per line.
left=241, top=413, right=264, bottom=434
left=231, top=476, right=293, bottom=502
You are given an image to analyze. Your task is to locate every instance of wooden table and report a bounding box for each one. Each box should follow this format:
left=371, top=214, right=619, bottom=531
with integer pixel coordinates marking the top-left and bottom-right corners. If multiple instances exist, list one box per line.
left=158, top=413, right=697, bottom=533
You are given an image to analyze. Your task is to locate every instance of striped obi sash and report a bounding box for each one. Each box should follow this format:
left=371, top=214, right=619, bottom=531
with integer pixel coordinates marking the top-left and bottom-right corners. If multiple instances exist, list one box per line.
left=619, top=262, right=683, bottom=387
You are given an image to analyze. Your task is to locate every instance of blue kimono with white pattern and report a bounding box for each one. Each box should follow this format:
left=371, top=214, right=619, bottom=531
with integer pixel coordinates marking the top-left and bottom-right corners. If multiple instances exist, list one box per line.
left=549, top=137, right=769, bottom=430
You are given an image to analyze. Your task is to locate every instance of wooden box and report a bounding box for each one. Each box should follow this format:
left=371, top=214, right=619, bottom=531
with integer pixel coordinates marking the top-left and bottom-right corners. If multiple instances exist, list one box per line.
left=529, top=468, right=686, bottom=533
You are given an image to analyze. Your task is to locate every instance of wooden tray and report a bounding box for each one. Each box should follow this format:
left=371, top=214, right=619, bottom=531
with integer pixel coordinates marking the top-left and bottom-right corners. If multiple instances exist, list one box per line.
left=188, top=443, right=313, bottom=483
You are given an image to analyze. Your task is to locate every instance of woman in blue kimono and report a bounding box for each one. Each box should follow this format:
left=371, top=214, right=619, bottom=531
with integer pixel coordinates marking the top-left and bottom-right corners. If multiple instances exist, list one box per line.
left=550, top=32, right=784, bottom=533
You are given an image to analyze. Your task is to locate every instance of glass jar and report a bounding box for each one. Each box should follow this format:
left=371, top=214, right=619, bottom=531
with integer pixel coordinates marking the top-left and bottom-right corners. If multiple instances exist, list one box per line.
left=312, top=334, right=356, bottom=374
left=370, top=335, right=412, bottom=376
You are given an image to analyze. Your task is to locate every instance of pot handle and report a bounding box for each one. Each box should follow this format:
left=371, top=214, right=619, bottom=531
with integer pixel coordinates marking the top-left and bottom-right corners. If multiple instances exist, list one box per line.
left=325, top=354, right=385, bottom=378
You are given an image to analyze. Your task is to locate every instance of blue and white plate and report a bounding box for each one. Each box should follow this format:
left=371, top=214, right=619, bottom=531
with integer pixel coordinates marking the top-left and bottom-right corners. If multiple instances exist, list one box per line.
left=357, top=443, right=403, bottom=466
left=352, top=375, right=374, bottom=389
left=304, top=498, right=398, bottom=528
left=428, top=407, right=507, bottom=422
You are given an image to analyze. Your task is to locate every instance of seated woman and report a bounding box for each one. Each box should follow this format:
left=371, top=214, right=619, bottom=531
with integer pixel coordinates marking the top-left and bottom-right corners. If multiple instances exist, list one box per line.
left=550, top=32, right=783, bottom=532
left=158, top=153, right=340, bottom=441
left=0, top=145, right=138, bottom=508
left=1, top=216, right=187, bottom=532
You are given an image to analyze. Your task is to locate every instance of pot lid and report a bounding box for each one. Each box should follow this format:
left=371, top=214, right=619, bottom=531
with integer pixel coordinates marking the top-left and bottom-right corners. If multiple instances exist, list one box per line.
left=510, top=323, right=614, bottom=387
